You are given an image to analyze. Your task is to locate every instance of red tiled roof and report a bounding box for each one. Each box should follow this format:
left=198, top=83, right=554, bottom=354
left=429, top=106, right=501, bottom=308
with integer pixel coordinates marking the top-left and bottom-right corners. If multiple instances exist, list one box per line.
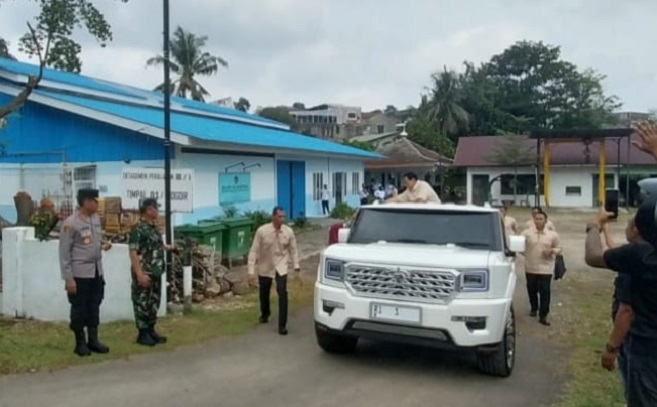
left=365, top=137, right=453, bottom=169
left=453, top=134, right=656, bottom=167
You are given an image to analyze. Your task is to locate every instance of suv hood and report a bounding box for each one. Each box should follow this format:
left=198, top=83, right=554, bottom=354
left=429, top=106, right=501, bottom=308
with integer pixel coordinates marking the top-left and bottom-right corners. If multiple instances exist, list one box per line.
left=323, top=243, right=495, bottom=269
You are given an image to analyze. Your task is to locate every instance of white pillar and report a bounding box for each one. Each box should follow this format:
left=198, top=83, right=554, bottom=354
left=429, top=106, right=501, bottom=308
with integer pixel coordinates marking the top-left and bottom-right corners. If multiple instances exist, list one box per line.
left=1, top=227, right=34, bottom=318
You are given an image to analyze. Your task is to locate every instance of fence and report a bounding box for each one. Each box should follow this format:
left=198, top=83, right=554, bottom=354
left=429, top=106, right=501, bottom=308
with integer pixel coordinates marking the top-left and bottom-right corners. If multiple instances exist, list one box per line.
left=1, top=227, right=166, bottom=322
left=0, top=163, right=97, bottom=223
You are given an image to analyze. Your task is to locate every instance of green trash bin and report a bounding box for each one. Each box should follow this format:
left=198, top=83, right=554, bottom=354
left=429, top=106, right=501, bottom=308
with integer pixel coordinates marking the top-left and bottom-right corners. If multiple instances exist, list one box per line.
left=174, top=222, right=225, bottom=255
left=220, top=218, right=254, bottom=267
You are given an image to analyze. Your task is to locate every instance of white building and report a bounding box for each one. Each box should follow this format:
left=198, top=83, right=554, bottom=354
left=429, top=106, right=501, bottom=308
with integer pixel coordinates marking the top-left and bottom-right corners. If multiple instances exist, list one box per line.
left=0, top=59, right=381, bottom=224
left=454, top=134, right=656, bottom=208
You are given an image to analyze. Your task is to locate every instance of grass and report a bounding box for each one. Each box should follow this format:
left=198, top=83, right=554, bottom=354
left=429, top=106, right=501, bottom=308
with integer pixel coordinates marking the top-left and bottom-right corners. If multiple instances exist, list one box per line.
left=504, top=206, right=630, bottom=407
left=553, top=277, right=626, bottom=407
left=0, top=276, right=315, bottom=376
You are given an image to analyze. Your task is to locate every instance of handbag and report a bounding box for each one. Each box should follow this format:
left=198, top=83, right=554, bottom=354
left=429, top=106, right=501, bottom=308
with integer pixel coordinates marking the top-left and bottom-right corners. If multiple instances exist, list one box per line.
left=554, top=254, right=567, bottom=280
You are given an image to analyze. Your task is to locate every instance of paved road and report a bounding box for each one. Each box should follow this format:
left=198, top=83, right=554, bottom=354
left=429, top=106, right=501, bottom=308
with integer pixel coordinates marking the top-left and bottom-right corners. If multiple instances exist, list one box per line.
left=0, top=301, right=563, bottom=407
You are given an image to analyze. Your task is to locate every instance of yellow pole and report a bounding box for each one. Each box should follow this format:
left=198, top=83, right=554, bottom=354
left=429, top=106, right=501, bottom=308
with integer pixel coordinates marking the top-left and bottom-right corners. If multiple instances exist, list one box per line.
left=599, top=139, right=606, bottom=206
left=543, top=141, right=551, bottom=207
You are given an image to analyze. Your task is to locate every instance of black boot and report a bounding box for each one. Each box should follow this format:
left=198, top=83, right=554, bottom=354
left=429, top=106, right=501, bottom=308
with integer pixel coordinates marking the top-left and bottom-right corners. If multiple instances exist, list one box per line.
left=87, top=327, right=110, bottom=354
left=73, top=330, right=91, bottom=357
left=148, top=325, right=168, bottom=344
left=136, top=329, right=156, bottom=347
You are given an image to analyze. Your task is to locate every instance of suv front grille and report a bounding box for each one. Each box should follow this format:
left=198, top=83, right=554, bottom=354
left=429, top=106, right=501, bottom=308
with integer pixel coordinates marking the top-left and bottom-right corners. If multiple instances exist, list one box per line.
left=345, top=264, right=457, bottom=302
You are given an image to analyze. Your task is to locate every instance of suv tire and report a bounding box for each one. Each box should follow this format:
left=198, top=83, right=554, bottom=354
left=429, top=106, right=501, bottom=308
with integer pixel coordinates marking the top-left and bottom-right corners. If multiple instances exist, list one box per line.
left=477, top=306, right=515, bottom=377
left=315, top=325, right=358, bottom=354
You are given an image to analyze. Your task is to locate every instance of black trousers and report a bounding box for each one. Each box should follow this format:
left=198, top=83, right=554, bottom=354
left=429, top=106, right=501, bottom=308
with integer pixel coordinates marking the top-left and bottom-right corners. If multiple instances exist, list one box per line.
left=526, top=273, right=552, bottom=319
left=259, top=273, right=288, bottom=328
left=68, top=273, right=105, bottom=332
left=321, top=200, right=330, bottom=214
left=627, top=336, right=657, bottom=407
left=360, top=197, right=368, bottom=205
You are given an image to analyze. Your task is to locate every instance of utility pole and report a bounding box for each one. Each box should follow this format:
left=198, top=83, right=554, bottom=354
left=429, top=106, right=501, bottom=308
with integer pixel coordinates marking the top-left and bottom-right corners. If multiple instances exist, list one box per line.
left=163, top=0, right=172, bottom=302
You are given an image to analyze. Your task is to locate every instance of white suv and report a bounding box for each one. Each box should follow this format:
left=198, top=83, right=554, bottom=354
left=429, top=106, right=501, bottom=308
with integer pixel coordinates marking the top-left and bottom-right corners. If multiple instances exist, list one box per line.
left=313, top=203, right=525, bottom=377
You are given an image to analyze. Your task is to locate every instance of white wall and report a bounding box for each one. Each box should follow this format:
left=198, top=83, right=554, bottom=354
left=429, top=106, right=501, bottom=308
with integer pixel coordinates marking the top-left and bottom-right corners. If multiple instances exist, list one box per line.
left=0, top=152, right=367, bottom=224
left=1, top=227, right=166, bottom=322
left=293, top=156, right=363, bottom=216
left=466, top=166, right=618, bottom=208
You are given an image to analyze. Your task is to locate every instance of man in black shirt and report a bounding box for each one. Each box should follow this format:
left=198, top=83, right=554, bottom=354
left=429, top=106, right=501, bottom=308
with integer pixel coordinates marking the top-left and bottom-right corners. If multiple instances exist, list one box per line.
left=586, top=210, right=639, bottom=402
left=585, top=199, right=657, bottom=407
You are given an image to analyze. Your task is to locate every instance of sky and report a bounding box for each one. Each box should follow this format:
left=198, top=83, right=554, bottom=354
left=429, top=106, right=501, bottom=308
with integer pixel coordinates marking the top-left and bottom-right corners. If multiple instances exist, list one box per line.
left=0, top=0, right=655, bottom=112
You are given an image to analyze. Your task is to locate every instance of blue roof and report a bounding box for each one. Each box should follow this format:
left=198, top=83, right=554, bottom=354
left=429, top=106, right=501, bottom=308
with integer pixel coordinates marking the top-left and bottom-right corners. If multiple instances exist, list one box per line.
left=0, top=58, right=382, bottom=159
left=35, top=89, right=382, bottom=158
left=0, top=58, right=288, bottom=128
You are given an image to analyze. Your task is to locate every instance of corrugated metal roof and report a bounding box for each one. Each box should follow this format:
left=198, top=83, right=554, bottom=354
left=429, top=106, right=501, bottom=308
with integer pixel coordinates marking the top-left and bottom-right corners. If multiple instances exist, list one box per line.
left=365, top=137, right=452, bottom=169
left=0, top=58, right=382, bottom=159
left=453, top=135, right=655, bottom=167
left=0, top=58, right=288, bottom=128
left=36, top=89, right=383, bottom=158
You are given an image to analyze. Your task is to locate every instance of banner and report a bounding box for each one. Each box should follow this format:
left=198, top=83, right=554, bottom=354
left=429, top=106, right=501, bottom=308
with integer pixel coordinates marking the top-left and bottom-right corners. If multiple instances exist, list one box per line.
left=122, top=168, right=194, bottom=213
left=219, top=172, right=251, bottom=204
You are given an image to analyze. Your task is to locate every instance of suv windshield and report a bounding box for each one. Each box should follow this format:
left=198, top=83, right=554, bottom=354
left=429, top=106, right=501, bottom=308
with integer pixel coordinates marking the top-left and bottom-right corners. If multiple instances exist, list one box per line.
left=348, top=208, right=502, bottom=251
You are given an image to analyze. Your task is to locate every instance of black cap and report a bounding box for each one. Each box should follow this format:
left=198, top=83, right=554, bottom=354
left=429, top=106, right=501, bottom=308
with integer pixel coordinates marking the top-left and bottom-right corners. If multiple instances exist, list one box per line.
left=139, top=198, right=160, bottom=211
left=76, top=188, right=99, bottom=201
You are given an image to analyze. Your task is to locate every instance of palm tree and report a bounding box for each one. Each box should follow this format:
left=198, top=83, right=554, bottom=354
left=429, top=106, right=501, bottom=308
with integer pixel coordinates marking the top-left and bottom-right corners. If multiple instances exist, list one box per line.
left=147, top=26, right=227, bottom=102
left=0, top=38, right=16, bottom=60
left=428, top=67, right=470, bottom=138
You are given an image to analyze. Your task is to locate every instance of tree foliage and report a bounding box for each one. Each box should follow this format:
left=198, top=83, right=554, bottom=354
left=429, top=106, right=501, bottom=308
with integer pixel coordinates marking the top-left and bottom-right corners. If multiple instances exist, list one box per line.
left=0, top=0, right=128, bottom=119
left=234, top=97, right=250, bottom=112
left=0, top=38, right=16, bottom=60
left=406, top=96, right=455, bottom=157
left=342, top=139, right=375, bottom=151
left=419, top=41, right=620, bottom=142
left=17, top=0, right=129, bottom=73
left=258, top=106, right=295, bottom=126
left=147, top=26, right=228, bottom=102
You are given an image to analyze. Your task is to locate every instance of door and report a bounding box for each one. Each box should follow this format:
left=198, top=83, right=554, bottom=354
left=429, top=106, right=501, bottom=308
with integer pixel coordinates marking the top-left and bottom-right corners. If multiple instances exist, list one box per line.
left=472, top=174, right=490, bottom=206
left=333, top=172, right=346, bottom=206
left=291, top=161, right=306, bottom=218
left=276, top=160, right=306, bottom=219
left=592, top=174, right=615, bottom=206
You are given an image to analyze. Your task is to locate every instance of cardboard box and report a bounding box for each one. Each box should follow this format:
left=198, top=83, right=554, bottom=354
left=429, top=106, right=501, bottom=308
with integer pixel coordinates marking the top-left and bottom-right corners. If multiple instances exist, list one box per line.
left=105, top=214, right=120, bottom=233
left=105, top=197, right=122, bottom=214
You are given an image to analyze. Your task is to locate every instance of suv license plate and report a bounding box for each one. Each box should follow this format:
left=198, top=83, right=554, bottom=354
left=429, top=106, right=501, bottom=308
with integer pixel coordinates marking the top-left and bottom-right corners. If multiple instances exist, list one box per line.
left=371, top=303, right=421, bottom=324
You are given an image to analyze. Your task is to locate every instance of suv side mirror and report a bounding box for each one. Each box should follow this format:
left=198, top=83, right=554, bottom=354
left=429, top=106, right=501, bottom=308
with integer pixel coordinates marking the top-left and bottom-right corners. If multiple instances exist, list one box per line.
left=508, top=235, right=525, bottom=254
left=338, top=228, right=350, bottom=243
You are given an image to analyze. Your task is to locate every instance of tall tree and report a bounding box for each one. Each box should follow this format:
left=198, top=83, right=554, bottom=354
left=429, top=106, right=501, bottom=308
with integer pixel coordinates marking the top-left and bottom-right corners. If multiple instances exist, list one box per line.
left=384, top=105, right=397, bottom=114
left=147, top=26, right=228, bottom=102
left=475, top=41, right=620, bottom=132
left=487, top=134, right=535, bottom=202
left=406, top=95, right=455, bottom=157
left=234, top=97, right=250, bottom=112
left=0, top=0, right=128, bottom=119
left=427, top=67, right=470, bottom=141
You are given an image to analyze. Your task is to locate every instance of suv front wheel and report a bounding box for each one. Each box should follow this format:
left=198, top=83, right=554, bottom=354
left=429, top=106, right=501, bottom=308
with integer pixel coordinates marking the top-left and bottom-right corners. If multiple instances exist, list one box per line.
left=476, top=306, right=516, bottom=377
left=315, top=324, right=358, bottom=354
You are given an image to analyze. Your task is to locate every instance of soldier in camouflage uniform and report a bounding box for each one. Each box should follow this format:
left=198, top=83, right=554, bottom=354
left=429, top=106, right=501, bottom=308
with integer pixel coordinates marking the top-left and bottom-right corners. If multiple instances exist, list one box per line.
left=128, top=198, right=173, bottom=346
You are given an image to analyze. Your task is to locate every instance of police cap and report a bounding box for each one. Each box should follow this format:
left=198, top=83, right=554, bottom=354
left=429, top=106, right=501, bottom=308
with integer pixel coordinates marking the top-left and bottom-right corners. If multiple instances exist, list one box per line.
left=139, top=197, right=160, bottom=211
left=76, top=188, right=99, bottom=202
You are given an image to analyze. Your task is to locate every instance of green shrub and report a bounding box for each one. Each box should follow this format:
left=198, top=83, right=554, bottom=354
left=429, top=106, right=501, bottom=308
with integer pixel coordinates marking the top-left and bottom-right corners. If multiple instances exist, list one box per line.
left=244, top=210, right=269, bottom=232
left=330, top=203, right=355, bottom=220
left=220, top=205, right=239, bottom=219
left=293, top=212, right=308, bottom=229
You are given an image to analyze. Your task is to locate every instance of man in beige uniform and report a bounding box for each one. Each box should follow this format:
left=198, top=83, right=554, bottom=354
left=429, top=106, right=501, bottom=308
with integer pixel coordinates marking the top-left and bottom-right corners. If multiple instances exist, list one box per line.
left=524, top=206, right=555, bottom=232
left=386, top=172, right=441, bottom=204
left=521, top=209, right=561, bottom=326
left=248, top=206, right=300, bottom=335
left=500, top=205, right=518, bottom=238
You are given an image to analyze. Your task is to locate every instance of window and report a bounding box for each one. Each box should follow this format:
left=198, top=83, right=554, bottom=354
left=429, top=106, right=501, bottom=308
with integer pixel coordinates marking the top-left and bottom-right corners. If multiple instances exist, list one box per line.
left=312, top=173, right=324, bottom=201
left=352, top=172, right=360, bottom=194
left=349, top=208, right=502, bottom=251
left=377, top=125, right=385, bottom=133
left=347, top=112, right=357, bottom=119
left=500, top=174, right=538, bottom=195
left=565, top=186, right=582, bottom=196
left=333, top=172, right=347, bottom=197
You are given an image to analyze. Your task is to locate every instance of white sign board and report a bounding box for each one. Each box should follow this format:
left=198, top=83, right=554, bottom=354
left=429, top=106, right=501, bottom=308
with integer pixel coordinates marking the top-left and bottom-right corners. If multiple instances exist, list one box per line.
left=122, top=168, right=194, bottom=213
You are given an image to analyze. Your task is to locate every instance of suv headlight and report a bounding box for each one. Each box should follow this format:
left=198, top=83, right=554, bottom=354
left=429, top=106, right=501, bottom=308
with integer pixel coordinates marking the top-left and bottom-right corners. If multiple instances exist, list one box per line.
left=459, top=270, right=489, bottom=292
left=324, top=259, right=345, bottom=281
